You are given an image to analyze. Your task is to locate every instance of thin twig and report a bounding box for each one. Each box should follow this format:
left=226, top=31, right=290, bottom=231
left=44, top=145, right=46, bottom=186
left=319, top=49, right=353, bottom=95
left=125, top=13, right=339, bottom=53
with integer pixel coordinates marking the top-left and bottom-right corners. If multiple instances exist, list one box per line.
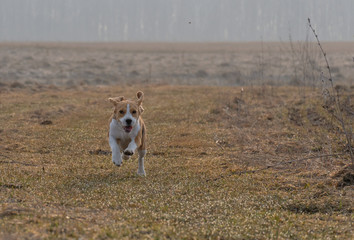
left=0, top=183, right=23, bottom=189
left=307, top=18, right=333, bottom=83
left=0, top=209, right=30, bottom=219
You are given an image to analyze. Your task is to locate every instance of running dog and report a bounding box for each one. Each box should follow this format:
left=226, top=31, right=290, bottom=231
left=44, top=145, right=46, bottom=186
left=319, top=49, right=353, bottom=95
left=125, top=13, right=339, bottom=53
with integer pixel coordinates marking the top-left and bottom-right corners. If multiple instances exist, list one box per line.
left=108, top=91, right=146, bottom=176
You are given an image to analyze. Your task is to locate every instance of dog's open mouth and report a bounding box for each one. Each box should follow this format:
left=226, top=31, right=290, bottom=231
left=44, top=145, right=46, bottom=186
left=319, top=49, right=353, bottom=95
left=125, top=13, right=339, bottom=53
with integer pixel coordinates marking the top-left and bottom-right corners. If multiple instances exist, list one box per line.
left=124, top=126, right=133, bottom=133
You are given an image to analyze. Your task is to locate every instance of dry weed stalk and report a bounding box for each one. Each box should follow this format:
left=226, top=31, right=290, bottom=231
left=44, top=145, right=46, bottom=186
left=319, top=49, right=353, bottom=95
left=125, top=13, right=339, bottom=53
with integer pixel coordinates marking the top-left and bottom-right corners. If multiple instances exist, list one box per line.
left=308, top=18, right=353, bottom=164
left=288, top=31, right=319, bottom=87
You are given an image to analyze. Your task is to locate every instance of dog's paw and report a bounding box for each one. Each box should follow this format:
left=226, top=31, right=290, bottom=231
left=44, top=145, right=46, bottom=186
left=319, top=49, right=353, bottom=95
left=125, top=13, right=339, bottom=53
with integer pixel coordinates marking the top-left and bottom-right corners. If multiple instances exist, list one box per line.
left=112, top=159, right=122, bottom=167
left=123, top=149, right=134, bottom=156
left=137, top=170, right=146, bottom=177
left=122, top=154, right=131, bottom=160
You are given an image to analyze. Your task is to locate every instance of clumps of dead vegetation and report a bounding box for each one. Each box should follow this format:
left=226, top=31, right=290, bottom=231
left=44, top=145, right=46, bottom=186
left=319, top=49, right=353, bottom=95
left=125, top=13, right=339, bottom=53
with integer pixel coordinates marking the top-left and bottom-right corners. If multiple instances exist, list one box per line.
left=210, top=84, right=353, bottom=217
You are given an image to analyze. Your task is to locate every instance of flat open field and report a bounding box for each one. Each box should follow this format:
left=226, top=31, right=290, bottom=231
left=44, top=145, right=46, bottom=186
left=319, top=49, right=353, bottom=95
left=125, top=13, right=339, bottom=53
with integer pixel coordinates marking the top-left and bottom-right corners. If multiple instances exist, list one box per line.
left=0, top=43, right=353, bottom=239
left=0, top=42, right=354, bottom=88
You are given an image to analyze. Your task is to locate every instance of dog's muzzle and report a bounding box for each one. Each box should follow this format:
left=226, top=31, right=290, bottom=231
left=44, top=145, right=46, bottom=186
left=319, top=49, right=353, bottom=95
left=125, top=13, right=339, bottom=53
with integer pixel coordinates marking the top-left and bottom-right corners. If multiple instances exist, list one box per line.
left=124, top=126, right=133, bottom=133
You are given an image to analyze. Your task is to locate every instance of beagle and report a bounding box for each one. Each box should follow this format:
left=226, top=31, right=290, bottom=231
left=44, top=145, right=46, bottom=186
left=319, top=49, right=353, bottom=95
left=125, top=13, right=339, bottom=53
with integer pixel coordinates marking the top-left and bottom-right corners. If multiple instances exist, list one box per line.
left=108, top=91, right=146, bottom=176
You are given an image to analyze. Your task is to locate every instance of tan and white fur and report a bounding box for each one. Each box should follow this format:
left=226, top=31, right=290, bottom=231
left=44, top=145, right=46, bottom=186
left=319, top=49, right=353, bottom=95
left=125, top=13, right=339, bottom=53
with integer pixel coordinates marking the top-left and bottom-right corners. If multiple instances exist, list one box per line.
left=108, top=91, right=146, bottom=176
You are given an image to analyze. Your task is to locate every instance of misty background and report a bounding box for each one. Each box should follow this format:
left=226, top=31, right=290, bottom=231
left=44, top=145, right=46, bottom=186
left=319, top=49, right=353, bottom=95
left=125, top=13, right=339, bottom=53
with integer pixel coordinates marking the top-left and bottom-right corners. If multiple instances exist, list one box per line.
left=0, top=0, right=353, bottom=42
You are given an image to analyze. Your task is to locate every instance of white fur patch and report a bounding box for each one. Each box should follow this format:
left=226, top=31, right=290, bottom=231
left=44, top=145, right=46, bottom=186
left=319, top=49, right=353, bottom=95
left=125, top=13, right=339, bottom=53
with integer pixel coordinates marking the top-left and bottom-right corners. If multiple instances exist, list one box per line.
left=119, top=104, right=137, bottom=127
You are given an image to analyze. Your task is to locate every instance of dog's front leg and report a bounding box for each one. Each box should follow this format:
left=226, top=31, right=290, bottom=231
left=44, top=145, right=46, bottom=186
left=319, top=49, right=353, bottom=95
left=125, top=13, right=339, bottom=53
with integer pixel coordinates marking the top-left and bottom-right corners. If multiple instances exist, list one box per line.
left=123, top=140, right=137, bottom=156
left=109, top=137, right=122, bottom=166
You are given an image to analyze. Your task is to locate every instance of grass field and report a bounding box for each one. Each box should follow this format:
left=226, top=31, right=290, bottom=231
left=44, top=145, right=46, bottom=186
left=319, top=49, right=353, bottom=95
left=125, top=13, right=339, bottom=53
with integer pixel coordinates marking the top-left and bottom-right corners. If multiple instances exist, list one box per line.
left=1, top=42, right=354, bottom=87
left=0, top=84, right=353, bottom=239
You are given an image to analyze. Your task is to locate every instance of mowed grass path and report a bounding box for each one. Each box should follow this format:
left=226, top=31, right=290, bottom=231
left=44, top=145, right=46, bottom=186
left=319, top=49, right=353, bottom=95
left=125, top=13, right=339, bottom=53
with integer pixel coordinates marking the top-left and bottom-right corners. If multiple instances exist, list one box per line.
left=0, top=85, right=352, bottom=239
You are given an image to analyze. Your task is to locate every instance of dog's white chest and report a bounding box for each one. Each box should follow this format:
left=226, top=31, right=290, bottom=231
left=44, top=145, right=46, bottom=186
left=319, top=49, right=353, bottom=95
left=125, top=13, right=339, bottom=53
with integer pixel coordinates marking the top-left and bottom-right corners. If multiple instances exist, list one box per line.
left=109, top=119, right=124, bottom=139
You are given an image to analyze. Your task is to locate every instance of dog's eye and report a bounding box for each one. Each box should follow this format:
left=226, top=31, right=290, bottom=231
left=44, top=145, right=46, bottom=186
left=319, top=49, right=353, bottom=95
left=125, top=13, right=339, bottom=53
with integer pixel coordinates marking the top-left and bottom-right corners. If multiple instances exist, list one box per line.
left=132, top=110, right=137, bottom=114
left=119, top=110, right=124, bottom=114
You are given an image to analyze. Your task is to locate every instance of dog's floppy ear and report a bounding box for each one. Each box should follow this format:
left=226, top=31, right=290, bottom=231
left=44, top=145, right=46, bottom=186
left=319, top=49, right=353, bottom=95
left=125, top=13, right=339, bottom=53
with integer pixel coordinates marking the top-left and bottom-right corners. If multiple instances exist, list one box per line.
left=136, top=91, right=144, bottom=106
left=108, top=96, right=126, bottom=106
left=139, top=106, right=144, bottom=114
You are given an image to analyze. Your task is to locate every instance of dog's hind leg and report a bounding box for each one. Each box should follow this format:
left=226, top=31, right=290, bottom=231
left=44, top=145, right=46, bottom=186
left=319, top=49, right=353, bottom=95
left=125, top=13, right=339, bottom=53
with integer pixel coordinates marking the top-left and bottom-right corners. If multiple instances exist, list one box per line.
left=137, top=149, right=146, bottom=176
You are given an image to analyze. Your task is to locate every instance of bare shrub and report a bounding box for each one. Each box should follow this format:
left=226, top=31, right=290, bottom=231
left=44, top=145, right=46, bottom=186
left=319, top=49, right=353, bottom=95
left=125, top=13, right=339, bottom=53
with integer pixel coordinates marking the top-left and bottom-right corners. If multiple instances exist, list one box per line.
left=308, top=18, right=353, bottom=164
left=196, top=70, right=208, bottom=78
left=288, top=32, right=321, bottom=87
left=221, top=70, right=242, bottom=85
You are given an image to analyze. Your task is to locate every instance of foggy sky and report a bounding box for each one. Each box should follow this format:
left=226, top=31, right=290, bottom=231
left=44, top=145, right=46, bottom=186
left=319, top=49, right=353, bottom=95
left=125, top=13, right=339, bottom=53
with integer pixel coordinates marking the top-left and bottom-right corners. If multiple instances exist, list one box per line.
left=0, top=0, right=353, bottom=42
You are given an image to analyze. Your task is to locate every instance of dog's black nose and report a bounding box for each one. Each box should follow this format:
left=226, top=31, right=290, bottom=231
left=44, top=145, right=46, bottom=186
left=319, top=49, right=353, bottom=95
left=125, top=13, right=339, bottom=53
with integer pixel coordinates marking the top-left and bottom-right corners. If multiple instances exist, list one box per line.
left=126, top=119, right=132, bottom=125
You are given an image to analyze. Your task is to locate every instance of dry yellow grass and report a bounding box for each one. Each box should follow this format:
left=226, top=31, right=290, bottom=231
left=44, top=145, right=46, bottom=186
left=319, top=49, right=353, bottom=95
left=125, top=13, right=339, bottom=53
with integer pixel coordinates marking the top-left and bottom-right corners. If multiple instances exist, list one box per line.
left=0, top=85, right=353, bottom=239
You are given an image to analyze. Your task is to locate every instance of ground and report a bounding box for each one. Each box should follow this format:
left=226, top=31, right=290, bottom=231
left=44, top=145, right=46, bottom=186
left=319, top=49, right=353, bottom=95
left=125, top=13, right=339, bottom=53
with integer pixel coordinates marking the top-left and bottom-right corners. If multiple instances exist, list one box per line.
left=0, top=84, right=353, bottom=239
left=0, top=43, right=353, bottom=239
